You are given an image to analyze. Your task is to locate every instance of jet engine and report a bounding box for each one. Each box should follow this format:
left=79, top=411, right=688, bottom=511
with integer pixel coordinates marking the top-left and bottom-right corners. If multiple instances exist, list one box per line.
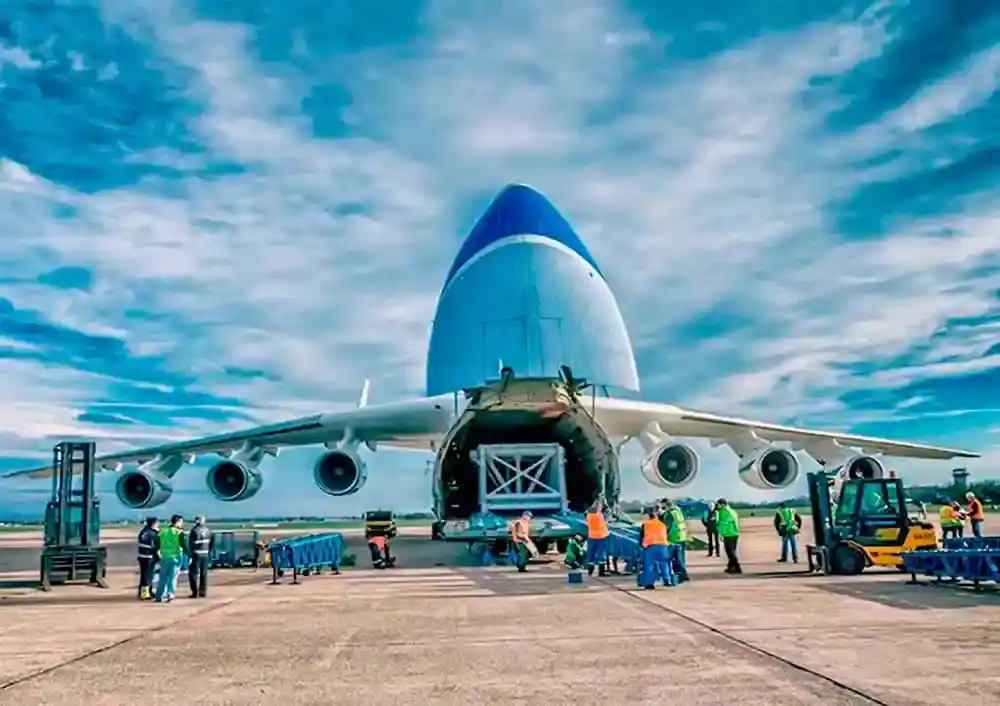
left=738, top=447, right=800, bottom=490
left=835, top=454, right=885, bottom=480
left=206, top=460, right=264, bottom=502
left=639, top=441, right=700, bottom=489
left=115, top=456, right=179, bottom=509
left=314, top=449, right=368, bottom=496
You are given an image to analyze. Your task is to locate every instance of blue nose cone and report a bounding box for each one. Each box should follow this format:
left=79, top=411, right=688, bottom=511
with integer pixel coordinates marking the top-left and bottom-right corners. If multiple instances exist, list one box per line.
left=426, top=183, right=640, bottom=396
left=443, top=184, right=603, bottom=288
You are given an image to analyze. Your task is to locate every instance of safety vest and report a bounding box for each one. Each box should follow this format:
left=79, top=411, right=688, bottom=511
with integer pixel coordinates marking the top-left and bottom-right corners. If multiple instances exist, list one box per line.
left=641, top=518, right=668, bottom=547
left=137, top=527, right=157, bottom=559
left=717, top=506, right=740, bottom=538
left=778, top=508, right=798, bottom=534
left=968, top=498, right=984, bottom=521
left=667, top=507, right=688, bottom=543
left=939, top=506, right=961, bottom=528
left=510, top=519, right=526, bottom=544
left=158, top=526, right=183, bottom=560
left=586, top=512, right=609, bottom=539
left=190, top=525, right=212, bottom=555
left=370, top=535, right=386, bottom=550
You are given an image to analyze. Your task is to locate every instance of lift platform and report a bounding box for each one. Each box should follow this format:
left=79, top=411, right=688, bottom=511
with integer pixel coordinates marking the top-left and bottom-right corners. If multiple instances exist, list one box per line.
left=40, top=442, right=108, bottom=591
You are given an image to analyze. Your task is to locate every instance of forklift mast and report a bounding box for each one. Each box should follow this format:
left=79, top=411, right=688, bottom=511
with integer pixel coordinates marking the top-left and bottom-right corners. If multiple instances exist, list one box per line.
left=806, top=472, right=834, bottom=547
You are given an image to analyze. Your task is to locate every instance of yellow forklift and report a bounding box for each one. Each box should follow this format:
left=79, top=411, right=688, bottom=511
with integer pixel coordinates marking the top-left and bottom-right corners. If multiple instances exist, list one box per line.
left=806, top=471, right=937, bottom=575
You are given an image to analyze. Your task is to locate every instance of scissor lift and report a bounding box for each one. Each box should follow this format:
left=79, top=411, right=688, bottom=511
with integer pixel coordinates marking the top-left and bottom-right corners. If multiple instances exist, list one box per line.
left=40, top=442, right=108, bottom=591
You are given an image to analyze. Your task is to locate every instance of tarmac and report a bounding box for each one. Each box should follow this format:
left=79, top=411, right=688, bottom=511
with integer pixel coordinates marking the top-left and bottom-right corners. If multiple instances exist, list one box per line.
left=1, top=516, right=999, bottom=706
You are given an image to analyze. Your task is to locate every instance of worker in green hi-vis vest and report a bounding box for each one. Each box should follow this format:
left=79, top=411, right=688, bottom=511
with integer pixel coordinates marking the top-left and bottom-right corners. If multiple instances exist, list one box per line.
left=659, top=498, right=690, bottom=583
left=774, top=503, right=802, bottom=564
left=155, top=514, right=187, bottom=603
left=716, top=499, right=742, bottom=574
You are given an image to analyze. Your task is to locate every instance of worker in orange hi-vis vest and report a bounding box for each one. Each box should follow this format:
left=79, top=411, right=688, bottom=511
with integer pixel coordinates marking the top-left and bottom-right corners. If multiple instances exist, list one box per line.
left=966, top=492, right=985, bottom=539
left=584, top=501, right=610, bottom=577
left=509, top=511, right=537, bottom=572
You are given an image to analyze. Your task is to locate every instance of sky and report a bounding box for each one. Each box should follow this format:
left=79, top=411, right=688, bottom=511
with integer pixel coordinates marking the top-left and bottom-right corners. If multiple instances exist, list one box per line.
left=1, top=0, right=999, bottom=521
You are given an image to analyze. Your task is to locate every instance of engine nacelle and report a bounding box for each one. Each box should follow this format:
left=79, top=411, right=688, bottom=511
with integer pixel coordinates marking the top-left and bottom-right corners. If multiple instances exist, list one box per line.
left=639, top=442, right=700, bottom=489
left=314, top=449, right=368, bottom=496
left=738, top=447, right=801, bottom=490
left=115, top=469, right=174, bottom=509
left=833, top=454, right=885, bottom=481
left=206, top=460, right=264, bottom=502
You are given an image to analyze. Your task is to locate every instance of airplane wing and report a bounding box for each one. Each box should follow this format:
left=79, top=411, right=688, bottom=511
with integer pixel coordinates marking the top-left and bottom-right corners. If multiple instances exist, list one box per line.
left=590, top=397, right=980, bottom=460
left=2, top=390, right=457, bottom=480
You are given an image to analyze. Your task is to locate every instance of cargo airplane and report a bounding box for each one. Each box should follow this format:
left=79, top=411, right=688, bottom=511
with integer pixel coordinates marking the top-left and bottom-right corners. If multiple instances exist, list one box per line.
left=3, top=184, right=979, bottom=549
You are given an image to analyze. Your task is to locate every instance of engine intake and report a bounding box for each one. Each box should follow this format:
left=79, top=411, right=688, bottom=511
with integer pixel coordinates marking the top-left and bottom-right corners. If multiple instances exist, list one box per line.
left=206, top=460, right=263, bottom=502
left=640, top=442, right=700, bottom=489
left=838, top=455, right=884, bottom=480
left=314, top=449, right=368, bottom=496
left=115, top=470, right=174, bottom=509
left=738, top=447, right=800, bottom=490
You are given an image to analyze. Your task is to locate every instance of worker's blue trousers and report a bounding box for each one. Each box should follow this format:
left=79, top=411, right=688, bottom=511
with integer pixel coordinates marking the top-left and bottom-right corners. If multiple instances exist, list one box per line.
left=670, top=544, right=690, bottom=581
left=585, top=537, right=609, bottom=567
left=780, top=533, right=799, bottom=562
left=639, top=545, right=674, bottom=587
left=155, top=557, right=180, bottom=601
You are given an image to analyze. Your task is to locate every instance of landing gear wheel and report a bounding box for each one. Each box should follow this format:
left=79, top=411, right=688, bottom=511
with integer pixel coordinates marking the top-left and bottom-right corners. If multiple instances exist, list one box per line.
left=830, top=543, right=866, bottom=575
left=534, top=540, right=551, bottom=555
left=556, top=538, right=569, bottom=554
left=431, top=521, right=445, bottom=540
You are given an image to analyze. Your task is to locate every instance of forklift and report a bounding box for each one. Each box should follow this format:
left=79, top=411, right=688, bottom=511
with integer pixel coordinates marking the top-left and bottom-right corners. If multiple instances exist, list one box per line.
left=364, top=510, right=397, bottom=569
left=805, top=471, right=937, bottom=575
left=40, top=442, right=108, bottom=591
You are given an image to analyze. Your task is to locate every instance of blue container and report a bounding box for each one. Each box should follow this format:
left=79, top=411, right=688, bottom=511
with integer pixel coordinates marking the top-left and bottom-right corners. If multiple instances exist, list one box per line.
left=567, top=570, right=583, bottom=585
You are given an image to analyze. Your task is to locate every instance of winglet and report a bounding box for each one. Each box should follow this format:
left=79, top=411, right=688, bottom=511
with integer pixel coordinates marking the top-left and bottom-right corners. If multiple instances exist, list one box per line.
left=358, top=379, right=370, bottom=409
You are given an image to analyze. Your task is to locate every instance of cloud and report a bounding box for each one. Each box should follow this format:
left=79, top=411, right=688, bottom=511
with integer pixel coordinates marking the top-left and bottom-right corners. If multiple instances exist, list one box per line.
left=1, top=0, right=998, bottom=517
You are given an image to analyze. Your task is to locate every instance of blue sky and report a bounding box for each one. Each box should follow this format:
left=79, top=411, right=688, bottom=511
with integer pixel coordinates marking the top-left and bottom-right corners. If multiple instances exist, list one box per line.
left=1, top=0, right=998, bottom=521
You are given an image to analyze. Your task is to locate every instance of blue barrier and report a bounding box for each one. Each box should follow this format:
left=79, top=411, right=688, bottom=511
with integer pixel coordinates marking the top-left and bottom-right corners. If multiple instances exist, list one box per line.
left=943, top=536, right=1000, bottom=551
left=268, top=532, right=344, bottom=584
left=901, top=548, right=1000, bottom=585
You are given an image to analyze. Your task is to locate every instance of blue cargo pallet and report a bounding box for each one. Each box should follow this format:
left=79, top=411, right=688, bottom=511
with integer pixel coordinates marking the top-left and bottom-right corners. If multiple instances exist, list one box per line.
left=901, top=540, right=1000, bottom=588
left=268, top=532, right=344, bottom=584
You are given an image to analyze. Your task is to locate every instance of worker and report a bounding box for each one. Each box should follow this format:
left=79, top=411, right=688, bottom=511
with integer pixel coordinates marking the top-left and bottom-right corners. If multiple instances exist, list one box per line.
left=965, top=492, right=984, bottom=539
left=638, top=507, right=673, bottom=589
left=154, top=515, right=185, bottom=603
left=661, top=499, right=690, bottom=582
left=939, top=502, right=964, bottom=540
left=584, top=501, right=610, bottom=577
left=774, top=503, right=802, bottom=564
left=368, top=534, right=395, bottom=569
left=702, top=501, right=720, bottom=557
left=136, top=517, right=159, bottom=600
left=564, top=534, right=585, bottom=570
left=187, top=516, right=214, bottom=598
left=509, top=511, right=535, bottom=572
left=716, top=499, right=742, bottom=574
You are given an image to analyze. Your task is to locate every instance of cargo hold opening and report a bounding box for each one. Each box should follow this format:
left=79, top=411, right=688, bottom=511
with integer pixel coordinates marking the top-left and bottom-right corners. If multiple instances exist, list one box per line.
left=439, top=411, right=602, bottom=519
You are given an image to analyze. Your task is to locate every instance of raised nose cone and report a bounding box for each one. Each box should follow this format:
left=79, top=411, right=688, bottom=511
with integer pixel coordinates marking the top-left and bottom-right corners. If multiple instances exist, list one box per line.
left=443, top=184, right=602, bottom=288
left=426, top=183, right=639, bottom=396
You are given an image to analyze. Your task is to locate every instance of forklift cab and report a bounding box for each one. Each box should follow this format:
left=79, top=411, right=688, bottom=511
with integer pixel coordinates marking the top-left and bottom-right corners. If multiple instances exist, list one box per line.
left=364, top=510, right=397, bottom=540
left=807, top=473, right=936, bottom=575
left=833, top=478, right=912, bottom=546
